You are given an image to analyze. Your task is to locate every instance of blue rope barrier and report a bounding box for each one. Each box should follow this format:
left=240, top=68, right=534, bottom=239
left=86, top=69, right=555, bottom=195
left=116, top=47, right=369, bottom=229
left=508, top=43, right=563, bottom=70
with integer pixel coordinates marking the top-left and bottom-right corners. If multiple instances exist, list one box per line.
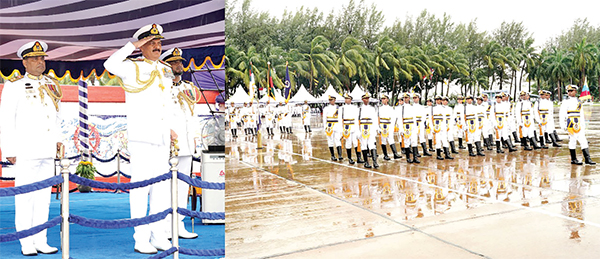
left=177, top=208, right=224, bottom=220
left=192, top=156, right=201, bottom=162
left=0, top=175, right=63, bottom=197
left=179, top=248, right=225, bottom=257
left=69, top=208, right=172, bottom=229
left=95, top=170, right=120, bottom=178
left=66, top=154, right=81, bottom=160
left=0, top=216, right=61, bottom=242
left=148, top=247, right=177, bottom=259
left=0, top=177, right=15, bottom=180
left=119, top=153, right=130, bottom=162
left=92, top=153, right=118, bottom=163
left=177, top=173, right=224, bottom=190
left=69, top=172, right=170, bottom=192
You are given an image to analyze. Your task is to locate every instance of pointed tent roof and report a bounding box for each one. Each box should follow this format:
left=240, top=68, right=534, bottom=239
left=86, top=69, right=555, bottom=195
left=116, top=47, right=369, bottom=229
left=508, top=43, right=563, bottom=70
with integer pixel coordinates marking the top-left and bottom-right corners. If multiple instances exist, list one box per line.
left=318, top=85, right=344, bottom=102
left=259, top=88, right=285, bottom=103
left=225, top=86, right=252, bottom=104
left=289, top=84, right=319, bottom=103
left=350, top=84, right=366, bottom=102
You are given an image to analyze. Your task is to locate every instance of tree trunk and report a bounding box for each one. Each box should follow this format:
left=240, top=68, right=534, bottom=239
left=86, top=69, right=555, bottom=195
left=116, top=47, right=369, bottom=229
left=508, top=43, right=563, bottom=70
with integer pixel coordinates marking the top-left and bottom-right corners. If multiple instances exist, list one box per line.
left=557, top=81, right=562, bottom=102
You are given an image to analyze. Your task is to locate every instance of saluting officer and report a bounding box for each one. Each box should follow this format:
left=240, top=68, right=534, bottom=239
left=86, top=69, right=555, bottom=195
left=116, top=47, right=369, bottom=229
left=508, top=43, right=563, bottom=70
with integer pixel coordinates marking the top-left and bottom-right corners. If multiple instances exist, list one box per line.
left=0, top=41, right=62, bottom=256
left=323, top=95, right=343, bottom=161
left=559, top=85, right=595, bottom=165
left=516, top=91, right=542, bottom=150
left=379, top=93, right=401, bottom=160
left=104, top=24, right=174, bottom=254
left=341, top=93, right=363, bottom=164
left=159, top=47, right=199, bottom=239
left=358, top=93, right=379, bottom=168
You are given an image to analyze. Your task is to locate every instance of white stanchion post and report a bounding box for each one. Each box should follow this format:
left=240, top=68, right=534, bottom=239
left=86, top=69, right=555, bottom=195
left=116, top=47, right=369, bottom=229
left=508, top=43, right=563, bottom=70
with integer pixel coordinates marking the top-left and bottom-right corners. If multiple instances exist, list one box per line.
left=170, top=156, right=179, bottom=259
left=116, top=150, right=121, bottom=193
left=60, top=158, right=70, bottom=259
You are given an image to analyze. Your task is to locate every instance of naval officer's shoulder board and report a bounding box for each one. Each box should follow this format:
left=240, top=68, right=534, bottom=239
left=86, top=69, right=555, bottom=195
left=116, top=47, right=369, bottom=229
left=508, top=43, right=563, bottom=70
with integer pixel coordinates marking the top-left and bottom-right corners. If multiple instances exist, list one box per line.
left=8, top=75, right=24, bottom=82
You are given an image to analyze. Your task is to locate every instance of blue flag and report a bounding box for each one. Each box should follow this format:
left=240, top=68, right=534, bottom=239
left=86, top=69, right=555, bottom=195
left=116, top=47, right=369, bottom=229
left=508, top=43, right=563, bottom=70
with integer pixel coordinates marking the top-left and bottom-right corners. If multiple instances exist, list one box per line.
left=284, top=62, right=291, bottom=102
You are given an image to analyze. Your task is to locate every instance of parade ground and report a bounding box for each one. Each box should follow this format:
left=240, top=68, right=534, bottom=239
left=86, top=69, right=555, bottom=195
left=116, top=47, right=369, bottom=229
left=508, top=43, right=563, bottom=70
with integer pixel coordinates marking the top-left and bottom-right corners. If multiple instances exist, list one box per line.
left=225, top=106, right=600, bottom=258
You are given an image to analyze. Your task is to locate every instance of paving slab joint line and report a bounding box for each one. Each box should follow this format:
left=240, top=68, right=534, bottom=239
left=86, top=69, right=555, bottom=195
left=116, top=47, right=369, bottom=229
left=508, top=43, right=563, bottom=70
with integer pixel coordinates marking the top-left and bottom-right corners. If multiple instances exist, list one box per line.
left=238, top=160, right=490, bottom=259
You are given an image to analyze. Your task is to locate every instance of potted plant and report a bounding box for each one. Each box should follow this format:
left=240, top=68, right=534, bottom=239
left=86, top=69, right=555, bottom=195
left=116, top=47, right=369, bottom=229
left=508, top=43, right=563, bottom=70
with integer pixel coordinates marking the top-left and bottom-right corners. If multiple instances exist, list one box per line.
left=75, top=161, right=96, bottom=193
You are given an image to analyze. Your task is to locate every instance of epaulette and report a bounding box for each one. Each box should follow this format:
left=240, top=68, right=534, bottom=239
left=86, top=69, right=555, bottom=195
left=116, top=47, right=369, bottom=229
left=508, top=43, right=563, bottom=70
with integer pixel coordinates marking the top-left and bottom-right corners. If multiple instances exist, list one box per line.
left=159, top=60, right=172, bottom=68
left=43, top=74, right=61, bottom=86
left=127, top=57, right=146, bottom=62
left=8, top=75, right=23, bottom=82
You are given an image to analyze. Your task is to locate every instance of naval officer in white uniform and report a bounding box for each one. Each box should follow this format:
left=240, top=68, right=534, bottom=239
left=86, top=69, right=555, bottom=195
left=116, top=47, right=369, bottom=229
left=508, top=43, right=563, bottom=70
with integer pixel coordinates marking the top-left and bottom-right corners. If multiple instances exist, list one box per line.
left=160, top=47, right=200, bottom=239
left=0, top=41, right=62, bottom=256
left=104, top=24, right=175, bottom=254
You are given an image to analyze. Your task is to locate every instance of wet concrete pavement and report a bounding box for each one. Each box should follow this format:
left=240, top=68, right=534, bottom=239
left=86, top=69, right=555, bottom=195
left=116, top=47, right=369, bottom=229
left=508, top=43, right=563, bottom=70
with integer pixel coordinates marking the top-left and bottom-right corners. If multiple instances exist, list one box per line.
left=226, top=106, right=600, bottom=258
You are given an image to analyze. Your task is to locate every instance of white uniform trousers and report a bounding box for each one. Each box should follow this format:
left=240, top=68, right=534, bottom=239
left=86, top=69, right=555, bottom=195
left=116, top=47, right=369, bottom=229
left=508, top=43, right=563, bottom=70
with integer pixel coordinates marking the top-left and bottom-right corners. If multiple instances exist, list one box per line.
left=326, top=131, right=341, bottom=147
left=15, top=158, right=54, bottom=248
left=360, top=127, right=377, bottom=150
left=402, top=122, right=419, bottom=147
left=343, top=131, right=360, bottom=149
left=416, top=119, right=426, bottom=143
left=494, top=124, right=510, bottom=141
left=434, top=128, right=449, bottom=149
left=446, top=124, right=455, bottom=142
left=520, top=124, right=535, bottom=138
left=465, top=119, right=480, bottom=144
left=568, top=131, right=589, bottom=149
left=380, top=123, right=395, bottom=145
left=129, top=141, right=171, bottom=244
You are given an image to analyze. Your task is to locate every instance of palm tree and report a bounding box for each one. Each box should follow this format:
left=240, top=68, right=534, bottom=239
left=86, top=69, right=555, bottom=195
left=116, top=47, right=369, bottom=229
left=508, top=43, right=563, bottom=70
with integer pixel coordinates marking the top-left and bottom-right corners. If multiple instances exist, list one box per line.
left=374, top=36, right=397, bottom=96
left=482, top=41, right=506, bottom=90
left=225, top=45, right=263, bottom=97
left=570, top=37, right=598, bottom=87
left=336, top=36, right=370, bottom=93
left=301, top=35, right=339, bottom=93
left=544, top=48, right=573, bottom=101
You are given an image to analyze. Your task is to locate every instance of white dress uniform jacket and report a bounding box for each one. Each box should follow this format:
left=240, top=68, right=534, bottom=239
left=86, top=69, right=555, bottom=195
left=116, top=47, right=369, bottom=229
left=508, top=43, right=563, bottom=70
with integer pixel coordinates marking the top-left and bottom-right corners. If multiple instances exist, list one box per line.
left=378, top=104, right=396, bottom=145
left=358, top=104, right=379, bottom=149
left=323, top=104, right=342, bottom=147
left=559, top=96, right=589, bottom=149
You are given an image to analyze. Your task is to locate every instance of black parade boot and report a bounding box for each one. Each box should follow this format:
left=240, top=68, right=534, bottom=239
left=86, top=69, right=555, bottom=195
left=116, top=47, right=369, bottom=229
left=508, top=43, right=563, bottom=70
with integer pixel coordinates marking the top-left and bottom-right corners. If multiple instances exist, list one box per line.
left=290, top=127, right=293, bottom=134
left=554, top=130, right=563, bottom=142
left=362, top=150, right=371, bottom=168
left=329, top=147, right=337, bottom=161
left=308, top=126, right=312, bottom=132
left=337, top=146, right=344, bottom=161
left=405, top=148, right=413, bottom=163
left=458, top=138, right=466, bottom=149
left=538, top=135, right=548, bottom=149
left=347, top=149, right=355, bottom=164
left=583, top=148, right=596, bottom=165
left=489, top=135, right=495, bottom=147
left=428, top=139, right=435, bottom=151
left=468, top=144, right=476, bottom=157
left=449, top=141, right=459, bottom=154
left=513, top=132, right=520, bottom=143
left=522, top=138, right=532, bottom=151
left=381, top=145, right=391, bottom=160
left=506, top=137, right=517, bottom=152
left=279, top=126, right=283, bottom=133
left=475, top=141, right=486, bottom=156
left=570, top=149, right=583, bottom=165
left=496, top=140, right=504, bottom=153
left=421, top=142, right=432, bottom=156
left=484, top=137, right=491, bottom=150
left=414, top=145, right=421, bottom=157
left=371, top=149, right=379, bottom=169
left=529, top=137, right=541, bottom=150
left=304, top=125, right=308, bottom=132
left=444, top=147, right=454, bottom=159
left=391, top=144, right=402, bottom=159
left=549, top=133, right=561, bottom=147
left=545, top=132, right=552, bottom=144
left=412, top=146, right=421, bottom=164
left=356, top=148, right=365, bottom=163
left=436, top=149, right=444, bottom=160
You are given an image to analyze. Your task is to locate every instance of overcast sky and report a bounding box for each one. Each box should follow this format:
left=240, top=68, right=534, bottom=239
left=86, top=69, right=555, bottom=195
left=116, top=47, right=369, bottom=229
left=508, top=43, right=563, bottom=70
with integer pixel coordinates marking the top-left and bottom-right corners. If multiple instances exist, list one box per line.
left=243, top=0, right=600, bottom=47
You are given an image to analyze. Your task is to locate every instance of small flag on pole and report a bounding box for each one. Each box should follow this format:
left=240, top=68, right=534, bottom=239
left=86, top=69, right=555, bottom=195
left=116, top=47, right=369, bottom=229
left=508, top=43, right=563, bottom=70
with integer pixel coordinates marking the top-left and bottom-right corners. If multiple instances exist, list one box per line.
left=268, top=62, right=275, bottom=99
left=249, top=65, right=256, bottom=101
left=284, top=61, right=291, bottom=102
left=580, top=77, right=592, bottom=101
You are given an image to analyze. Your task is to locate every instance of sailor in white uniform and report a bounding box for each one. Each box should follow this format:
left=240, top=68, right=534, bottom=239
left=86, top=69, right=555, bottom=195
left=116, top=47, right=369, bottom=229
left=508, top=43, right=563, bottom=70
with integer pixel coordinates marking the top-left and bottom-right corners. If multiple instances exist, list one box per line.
left=378, top=94, right=401, bottom=160
left=160, top=47, right=199, bottom=239
left=431, top=96, right=452, bottom=160
left=464, top=96, right=485, bottom=156
left=323, top=96, right=343, bottom=161
left=491, top=93, right=517, bottom=153
left=341, top=93, right=363, bottom=164
left=0, top=40, right=62, bottom=256
left=359, top=93, right=379, bottom=168
left=413, top=93, right=432, bottom=157
left=302, top=100, right=312, bottom=133
left=453, top=96, right=467, bottom=149
left=104, top=24, right=174, bottom=254
left=535, top=90, right=560, bottom=147
left=559, top=85, right=595, bottom=165
left=227, top=102, right=239, bottom=138
left=517, top=91, right=542, bottom=150
left=399, top=93, right=420, bottom=163
left=443, top=96, right=459, bottom=154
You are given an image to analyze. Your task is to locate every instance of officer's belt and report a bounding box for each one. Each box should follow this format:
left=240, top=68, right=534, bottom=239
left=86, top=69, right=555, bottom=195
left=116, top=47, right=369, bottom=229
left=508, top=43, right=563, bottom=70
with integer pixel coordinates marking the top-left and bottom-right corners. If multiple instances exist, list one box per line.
left=567, top=111, right=580, bottom=116
left=465, top=115, right=476, bottom=120
left=416, top=116, right=422, bottom=122
left=433, top=115, right=444, bottom=120
left=360, top=118, right=373, bottom=124
left=380, top=118, right=391, bottom=124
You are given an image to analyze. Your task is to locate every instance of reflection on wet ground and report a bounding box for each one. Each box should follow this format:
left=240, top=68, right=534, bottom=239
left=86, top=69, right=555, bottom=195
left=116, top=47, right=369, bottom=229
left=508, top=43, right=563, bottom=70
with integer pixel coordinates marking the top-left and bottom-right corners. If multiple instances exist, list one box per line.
left=226, top=107, right=600, bottom=258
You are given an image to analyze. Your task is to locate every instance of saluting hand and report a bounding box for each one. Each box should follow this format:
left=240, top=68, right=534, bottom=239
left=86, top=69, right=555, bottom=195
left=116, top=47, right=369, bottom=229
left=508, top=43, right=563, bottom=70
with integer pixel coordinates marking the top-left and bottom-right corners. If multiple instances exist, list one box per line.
left=132, top=36, right=156, bottom=49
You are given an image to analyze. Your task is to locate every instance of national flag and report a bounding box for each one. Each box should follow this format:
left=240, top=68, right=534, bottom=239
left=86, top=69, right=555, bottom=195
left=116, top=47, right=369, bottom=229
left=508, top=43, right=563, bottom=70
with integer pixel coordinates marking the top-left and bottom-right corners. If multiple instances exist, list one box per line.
left=580, top=76, right=592, bottom=101
left=284, top=61, right=291, bottom=101
left=267, top=64, right=275, bottom=99
left=249, top=65, right=256, bottom=101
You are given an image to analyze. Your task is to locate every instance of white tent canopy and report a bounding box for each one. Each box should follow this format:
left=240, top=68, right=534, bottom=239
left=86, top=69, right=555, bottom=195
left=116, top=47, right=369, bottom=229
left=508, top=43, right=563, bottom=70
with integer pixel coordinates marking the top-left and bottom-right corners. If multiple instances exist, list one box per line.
left=318, top=85, right=344, bottom=102
left=289, top=84, right=319, bottom=103
left=350, top=84, right=366, bottom=102
left=225, top=86, right=252, bottom=104
left=259, top=89, right=285, bottom=103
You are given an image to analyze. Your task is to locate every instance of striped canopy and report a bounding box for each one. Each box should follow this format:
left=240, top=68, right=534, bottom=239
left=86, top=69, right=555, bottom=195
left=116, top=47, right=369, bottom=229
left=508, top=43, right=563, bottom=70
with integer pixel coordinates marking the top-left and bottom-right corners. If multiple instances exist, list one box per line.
left=0, top=0, right=225, bottom=61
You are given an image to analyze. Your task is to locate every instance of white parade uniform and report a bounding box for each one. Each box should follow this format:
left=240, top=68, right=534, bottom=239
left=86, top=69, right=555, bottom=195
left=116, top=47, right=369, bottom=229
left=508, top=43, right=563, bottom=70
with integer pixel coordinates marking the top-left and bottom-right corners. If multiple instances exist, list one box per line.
left=482, top=101, right=492, bottom=137
left=378, top=104, right=396, bottom=145
left=399, top=104, right=418, bottom=147
left=507, top=102, right=517, bottom=133
left=282, top=104, right=292, bottom=128
left=341, top=103, right=360, bottom=149
left=322, top=104, right=342, bottom=147
left=249, top=103, right=258, bottom=130
left=227, top=106, right=238, bottom=130
left=535, top=98, right=552, bottom=136
left=168, top=79, right=199, bottom=235
left=492, top=101, right=510, bottom=141
left=454, top=103, right=465, bottom=139
left=104, top=41, right=174, bottom=245
left=425, top=105, right=434, bottom=141
left=359, top=104, right=379, bottom=150
left=431, top=104, right=448, bottom=148
left=444, top=105, right=455, bottom=142
left=464, top=103, right=480, bottom=144
left=476, top=104, right=487, bottom=140
left=264, top=104, right=276, bottom=129
left=516, top=99, right=536, bottom=139
left=0, top=73, right=62, bottom=249
left=559, top=96, right=589, bottom=149
left=302, top=104, right=311, bottom=126
left=413, top=103, right=426, bottom=143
